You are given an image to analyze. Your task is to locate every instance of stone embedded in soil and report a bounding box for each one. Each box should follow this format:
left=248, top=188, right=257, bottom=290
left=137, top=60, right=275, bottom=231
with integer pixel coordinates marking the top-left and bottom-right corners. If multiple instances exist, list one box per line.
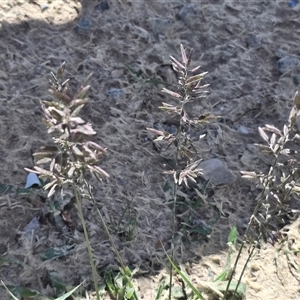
left=197, top=158, right=236, bottom=185
left=74, top=19, right=92, bottom=35
left=40, top=3, right=49, bottom=12
left=176, top=3, right=197, bottom=20
left=277, top=55, right=300, bottom=74
left=153, top=121, right=177, bottom=135
left=237, top=125, right=249, bottom=135
left=288, top=0, right=299, bottom=8
left=152, top=18, right=172, bottom=37
left=246, top=34, right=261, bottom=49
left=293, top=76, right=300, bottom=86
left=95, top=0, right=110, bottom=12
left=24, top=217, right=40, bottom=233
left=107, top=88, right=124, bottom=99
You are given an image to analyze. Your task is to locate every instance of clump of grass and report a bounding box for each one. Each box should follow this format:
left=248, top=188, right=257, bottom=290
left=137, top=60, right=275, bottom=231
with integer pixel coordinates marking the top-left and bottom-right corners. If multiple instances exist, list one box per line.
left=25, top=63, right=109, bottom=300
left=148, top=44, right=217, bottom=299
left=223, top=91, right=300, bottom=299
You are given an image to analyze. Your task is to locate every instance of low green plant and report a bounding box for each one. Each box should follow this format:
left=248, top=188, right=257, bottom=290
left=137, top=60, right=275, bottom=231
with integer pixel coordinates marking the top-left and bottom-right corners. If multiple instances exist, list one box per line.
left=2, top=280, right=83, bottom=300
left=110, top=197, right=137, bottom=241
left=124, top=63, right=170, bottom=94
left=104, top=267, right=139, bottom=300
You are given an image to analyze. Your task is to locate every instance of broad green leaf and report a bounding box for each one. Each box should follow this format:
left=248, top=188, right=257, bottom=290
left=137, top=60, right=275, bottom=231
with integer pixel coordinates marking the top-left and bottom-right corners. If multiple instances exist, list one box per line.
left=125, top=287, right=135, bottom=299
left=215, top=280, right=246, bottom=296
left=104, top=272, right=117, bottom=297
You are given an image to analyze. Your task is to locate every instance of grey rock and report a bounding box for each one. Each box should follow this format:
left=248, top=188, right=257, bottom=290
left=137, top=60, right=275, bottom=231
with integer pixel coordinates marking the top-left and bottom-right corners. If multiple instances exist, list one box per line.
left=277, top=56, right=300, bottom=74
left=95, top=0, right=109, bottom=12
left=74, top=19, right=92, bottom=35
left=152, top=18, right=172, bottom=37
left=40, top=3, right=49, bottom=12
left=107, top=88, right=124, bottom=99
left=293, top=76, right=300, bottom=86
left=198, top=158, right=235, bottom=185
left=24, top=217, right=40, bottom=233
left=176, top=4, right=198, bottom=20
left=237, top=125, right=249, bottom=135
left=246, top=34, right=261, bottom=49
left=275, top=49, right=288, bottom=58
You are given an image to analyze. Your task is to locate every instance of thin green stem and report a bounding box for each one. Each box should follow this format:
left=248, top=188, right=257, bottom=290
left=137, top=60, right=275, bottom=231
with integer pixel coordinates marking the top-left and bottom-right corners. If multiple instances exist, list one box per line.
left=95, top=205, right=126, bottom=270
left=84, top=181, right=126, bottom=270
left=169, top=134, right=180, bottom=300
left=72, top=183, right=100, bottom=300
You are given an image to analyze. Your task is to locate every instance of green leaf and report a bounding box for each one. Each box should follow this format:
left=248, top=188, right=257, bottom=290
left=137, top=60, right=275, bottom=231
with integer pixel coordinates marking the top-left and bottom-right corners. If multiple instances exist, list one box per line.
left=104, top=272, right=117, bottom=297
left=165, top=252, right=205, bottom=300
left=163, top=181, right=172, bottom=192
left=49, top=271, right=66, bottom=295
left=155, top=279, right=166, bottom=300
left=124, top=266, right=132, bottom=277
left=228, top=226, right=237, bottom=244
left=182, top=221, right=212, bottom=237
left=0, top=182, right=33, bottom=196
left=40, top=246, right=73, bottom=261
left=215, top=280, right=246, bottom=296
left=55, top=283, right=83, bottom=300
left=117, top=286, right=126, bottom=300
left=125, top=287, right=135, bottom=299
left=213, top=270, right=228, bottom=282
left=172, top=286, right=184, bottom=299
left=4, top=285, right=38, bottom=298
left=1, top=281, right=19, bottom=300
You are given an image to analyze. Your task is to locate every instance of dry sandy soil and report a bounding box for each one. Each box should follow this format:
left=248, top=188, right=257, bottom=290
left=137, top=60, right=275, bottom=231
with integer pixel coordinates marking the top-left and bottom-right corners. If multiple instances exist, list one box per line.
left=0, top=0, right=300, bottom=299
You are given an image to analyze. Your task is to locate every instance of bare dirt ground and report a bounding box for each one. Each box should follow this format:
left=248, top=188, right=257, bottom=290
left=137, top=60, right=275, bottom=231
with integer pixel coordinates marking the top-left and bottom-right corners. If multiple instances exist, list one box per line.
left=0, top=0, right=300, bottom=299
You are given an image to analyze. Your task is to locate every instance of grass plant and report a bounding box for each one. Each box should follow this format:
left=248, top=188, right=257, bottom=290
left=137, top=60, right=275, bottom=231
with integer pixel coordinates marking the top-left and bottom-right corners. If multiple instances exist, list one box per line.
left=223, top=91, right=300, bottom=298
left=148, top=44, right=216, bottom=299
left=3, top=45, right=300, bottom=300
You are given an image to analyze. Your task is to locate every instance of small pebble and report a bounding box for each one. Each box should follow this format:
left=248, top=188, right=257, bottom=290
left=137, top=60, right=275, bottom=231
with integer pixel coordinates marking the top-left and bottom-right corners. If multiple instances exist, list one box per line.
left=277, top=56, right=300, bottom=74
left=246, top=34, right=261, bottom=49
left=176, top=3, right=197, bottom=20
left=24, top=217, right=40, bottom=233
left=197, top=158, right=236, bottom=185
left=40, top=4, right=49, bottom=12
left=237, top=125, right=249, bottom=135
left=152, top=18, right=172, bottom=37
left=107, top=88, right=124, bottom=99
left=95, top=0, right=110, bottom=12
left=74, top=19, right=92, bottom=35
left=288, top=0, right=299, bottom=8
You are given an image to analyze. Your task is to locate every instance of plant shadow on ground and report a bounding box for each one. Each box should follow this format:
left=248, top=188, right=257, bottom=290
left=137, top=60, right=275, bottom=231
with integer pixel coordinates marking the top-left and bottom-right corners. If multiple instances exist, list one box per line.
left=0, top=1, right=300, bottom=299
